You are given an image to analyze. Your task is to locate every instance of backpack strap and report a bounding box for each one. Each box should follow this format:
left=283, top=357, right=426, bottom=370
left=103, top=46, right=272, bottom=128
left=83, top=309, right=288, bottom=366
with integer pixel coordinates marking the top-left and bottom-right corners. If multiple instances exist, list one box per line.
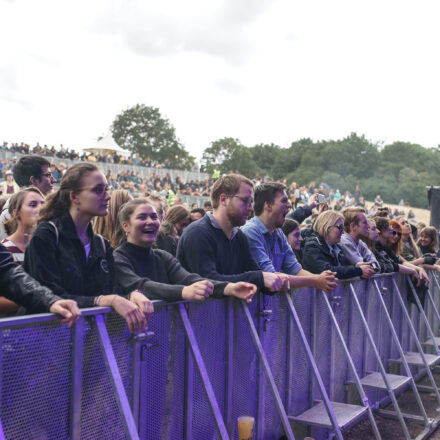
left=47, top=221, right=59, bottom=247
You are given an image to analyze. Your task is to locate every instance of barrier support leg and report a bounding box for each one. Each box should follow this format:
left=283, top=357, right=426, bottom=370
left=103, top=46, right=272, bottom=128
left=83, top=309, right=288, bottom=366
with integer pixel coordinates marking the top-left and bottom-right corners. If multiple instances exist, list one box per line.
left=284, top=292, right=343, bottom=440
left=95, top=314, right=140, bottom=440
left=321, top=291, right=382, bottom=440
left=372, top=280, right=430, bottom=427
left=391, top=279, right=440, bottom=408
left=349, top=284, right=411, bottom=439
left=178, top=304, right=230, bottom=440
left=70, top=317, right=85, bottom=440
left=240, top=301, right=295, bottom=440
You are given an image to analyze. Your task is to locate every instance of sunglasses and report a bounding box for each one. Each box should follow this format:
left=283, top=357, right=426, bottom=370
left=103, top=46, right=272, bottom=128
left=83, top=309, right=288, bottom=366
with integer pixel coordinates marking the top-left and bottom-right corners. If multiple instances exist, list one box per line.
left=392, top=230, right=402, bottom=237
left=333, top=224, right=344, bottom=231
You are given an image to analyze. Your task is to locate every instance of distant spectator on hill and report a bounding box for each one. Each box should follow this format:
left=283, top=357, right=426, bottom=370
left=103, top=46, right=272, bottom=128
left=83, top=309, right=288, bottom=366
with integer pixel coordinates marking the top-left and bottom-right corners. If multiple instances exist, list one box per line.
left=286, top=193, right=319, bottom=224
left=354, top=185, right=362, bottom=205
left=374, top=194, right=383, bottom=207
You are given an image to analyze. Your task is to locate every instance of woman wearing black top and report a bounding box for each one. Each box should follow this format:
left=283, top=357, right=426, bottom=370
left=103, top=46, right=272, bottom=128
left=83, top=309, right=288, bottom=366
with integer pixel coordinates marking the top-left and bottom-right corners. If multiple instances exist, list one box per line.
left=114, top=199, right=256, bottom=303
left=24, top=163, right=153, bottom=333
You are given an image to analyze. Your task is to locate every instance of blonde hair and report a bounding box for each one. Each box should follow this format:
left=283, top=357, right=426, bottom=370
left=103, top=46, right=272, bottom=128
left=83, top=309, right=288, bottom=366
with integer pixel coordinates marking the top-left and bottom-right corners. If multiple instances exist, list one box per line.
left=93, top=190, right=132, bottom=248
left=313, top=210, right=343, bottom=240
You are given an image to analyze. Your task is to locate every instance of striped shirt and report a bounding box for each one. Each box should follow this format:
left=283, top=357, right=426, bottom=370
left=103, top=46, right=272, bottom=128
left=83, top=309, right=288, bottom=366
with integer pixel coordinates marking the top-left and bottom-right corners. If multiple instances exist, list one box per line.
left=1, top=239, right=24, bottom=265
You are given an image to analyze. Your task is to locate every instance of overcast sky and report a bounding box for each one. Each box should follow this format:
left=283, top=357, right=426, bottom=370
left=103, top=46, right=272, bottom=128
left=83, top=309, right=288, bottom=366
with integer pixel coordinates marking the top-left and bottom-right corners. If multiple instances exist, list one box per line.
left=1, top=0, right=439, bottom=160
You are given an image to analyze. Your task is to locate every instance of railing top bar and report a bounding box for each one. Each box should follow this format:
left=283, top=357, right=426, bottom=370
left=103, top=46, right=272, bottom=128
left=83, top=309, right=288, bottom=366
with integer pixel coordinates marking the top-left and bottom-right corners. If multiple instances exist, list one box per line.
left=0, top=271, right=409, bottom=328
left=0, top=306, right=112, bottom=328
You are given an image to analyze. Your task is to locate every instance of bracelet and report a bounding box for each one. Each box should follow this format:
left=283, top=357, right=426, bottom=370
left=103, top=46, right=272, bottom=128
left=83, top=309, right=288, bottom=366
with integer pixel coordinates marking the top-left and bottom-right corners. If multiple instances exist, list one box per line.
left=94, top=295, right=103, bottom=306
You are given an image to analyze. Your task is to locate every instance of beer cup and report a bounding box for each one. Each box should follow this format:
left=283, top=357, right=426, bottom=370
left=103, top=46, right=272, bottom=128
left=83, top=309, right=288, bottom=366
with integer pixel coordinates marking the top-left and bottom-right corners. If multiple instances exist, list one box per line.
left=237, top=416, right=254, bottom=440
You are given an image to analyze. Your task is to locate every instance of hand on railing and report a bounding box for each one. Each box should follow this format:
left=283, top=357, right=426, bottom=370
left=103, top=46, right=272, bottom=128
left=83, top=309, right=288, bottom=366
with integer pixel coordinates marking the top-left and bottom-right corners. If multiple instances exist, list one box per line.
left=182, top=280, right=214, bottom=301
left=356, top=262, right=376, bottom=279
left=314, top=270, right=338, bottom=293
left=49, top=299, right=81, bottom=327
left=129, top=290, right=154, bottom=324
left=263, top=272, right=283, bottom=292
left=104, top=295, right=148, bottom=334
left=223, top=282, right=257, bottom=303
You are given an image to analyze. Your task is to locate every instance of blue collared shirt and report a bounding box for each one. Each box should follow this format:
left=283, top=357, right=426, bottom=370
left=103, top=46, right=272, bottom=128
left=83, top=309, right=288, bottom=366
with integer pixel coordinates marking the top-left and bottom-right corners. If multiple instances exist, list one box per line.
left=241, top=216, right=302, bottom=275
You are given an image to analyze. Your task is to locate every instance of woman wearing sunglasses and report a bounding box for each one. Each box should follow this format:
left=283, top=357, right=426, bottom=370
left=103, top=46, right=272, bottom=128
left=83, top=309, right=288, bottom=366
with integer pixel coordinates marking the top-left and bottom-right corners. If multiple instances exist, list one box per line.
left=24, top=163, right=153, bottom=334
left=302, top=210, right=371, bottom=279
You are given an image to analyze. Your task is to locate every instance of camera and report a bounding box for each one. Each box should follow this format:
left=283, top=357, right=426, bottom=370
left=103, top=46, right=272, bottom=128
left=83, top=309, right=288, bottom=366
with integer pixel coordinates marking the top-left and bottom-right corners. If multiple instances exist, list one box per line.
left=371, top=261, right=380, bottom=273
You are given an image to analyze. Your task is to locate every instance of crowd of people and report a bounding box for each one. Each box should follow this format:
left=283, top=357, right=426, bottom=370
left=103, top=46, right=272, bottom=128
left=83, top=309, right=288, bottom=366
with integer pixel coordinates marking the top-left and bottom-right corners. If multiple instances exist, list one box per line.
left=0, top=155, right=438, bottom=333
left=1, top=141, right=200, bottom=170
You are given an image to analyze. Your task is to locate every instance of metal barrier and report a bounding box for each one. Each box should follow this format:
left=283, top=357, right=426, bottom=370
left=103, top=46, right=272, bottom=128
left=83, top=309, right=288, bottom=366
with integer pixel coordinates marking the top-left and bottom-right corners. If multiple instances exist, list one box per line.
left=1, top=273, right=440, bottom=439
left=0, top=151, right=209, bottom=183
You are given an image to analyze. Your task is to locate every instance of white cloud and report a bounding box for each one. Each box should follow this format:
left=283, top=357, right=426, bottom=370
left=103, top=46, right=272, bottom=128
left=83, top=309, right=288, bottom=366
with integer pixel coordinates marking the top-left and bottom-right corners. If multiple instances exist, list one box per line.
left=0, top=0, right=439, bottom=158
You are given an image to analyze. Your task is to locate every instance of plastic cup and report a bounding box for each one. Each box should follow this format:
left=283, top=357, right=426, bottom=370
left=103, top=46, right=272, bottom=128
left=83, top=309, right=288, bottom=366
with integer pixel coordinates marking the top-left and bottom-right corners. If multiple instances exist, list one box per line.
left=237, top=416, right=254, bottom=440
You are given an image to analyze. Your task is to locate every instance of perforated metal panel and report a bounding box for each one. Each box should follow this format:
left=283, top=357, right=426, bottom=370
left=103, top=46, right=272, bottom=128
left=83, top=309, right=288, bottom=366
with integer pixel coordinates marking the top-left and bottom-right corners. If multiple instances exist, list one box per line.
left=80, top=313, right=131, bottom=440
left=1, top=321, right=71, bottom=440
left=139, top=305, right=185, bottom=440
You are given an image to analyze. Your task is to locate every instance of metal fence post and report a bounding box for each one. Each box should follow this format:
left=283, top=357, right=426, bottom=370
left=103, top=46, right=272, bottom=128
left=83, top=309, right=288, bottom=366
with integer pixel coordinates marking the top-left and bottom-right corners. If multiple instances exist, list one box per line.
left=95, top=314, right=140, bottom=440
left=178, top=303, right=230, bottom=440
left=224, top=297, right=234, bottom=434
left=240, top=301, right=295, bottom=440
left=70, top=317, right=85, bottom=440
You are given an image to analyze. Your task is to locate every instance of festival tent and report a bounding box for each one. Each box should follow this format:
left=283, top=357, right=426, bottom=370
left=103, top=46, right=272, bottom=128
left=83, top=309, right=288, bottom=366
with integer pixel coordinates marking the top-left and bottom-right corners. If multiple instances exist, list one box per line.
left=83, top=132, right=131, bottom=157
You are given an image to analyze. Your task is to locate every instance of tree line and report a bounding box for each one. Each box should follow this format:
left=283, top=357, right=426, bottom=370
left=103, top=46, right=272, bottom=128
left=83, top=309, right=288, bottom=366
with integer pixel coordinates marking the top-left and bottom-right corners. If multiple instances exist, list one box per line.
left=201, top=133, right=437, bottom=209
left=111, top=105, right=436, bottom=209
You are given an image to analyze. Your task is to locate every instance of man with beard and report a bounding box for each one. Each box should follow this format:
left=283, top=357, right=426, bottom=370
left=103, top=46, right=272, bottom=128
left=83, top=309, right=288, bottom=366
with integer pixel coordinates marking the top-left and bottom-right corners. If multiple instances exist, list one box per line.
left=177, top=174, right=283, bottom=292
left=241, top=183, right=338, bottom=292
left=339, top=207, right=377, bottom=277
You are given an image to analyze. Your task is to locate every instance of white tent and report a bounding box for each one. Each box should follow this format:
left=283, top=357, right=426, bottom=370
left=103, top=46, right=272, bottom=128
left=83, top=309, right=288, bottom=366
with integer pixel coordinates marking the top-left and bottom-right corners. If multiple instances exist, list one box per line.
left=83, top=132, right=131, bottom=157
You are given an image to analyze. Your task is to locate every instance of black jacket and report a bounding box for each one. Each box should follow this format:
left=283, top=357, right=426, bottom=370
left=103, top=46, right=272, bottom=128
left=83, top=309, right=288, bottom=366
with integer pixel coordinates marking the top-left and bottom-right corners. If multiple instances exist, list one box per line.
left=0, top=244, right=61, bottom=312
left=302, top=232, right=363, bottom=279
left=114, top=242, right=228, bottom=301
left=24, top=213, right=122, bottom=308
left=374, top=242, right=400, bottom=273
left=176, top=214, right=264, bottom=288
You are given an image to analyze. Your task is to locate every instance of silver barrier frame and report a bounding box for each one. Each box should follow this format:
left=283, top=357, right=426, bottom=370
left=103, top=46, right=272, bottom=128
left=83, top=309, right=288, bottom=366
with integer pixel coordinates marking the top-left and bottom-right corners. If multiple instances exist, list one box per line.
left=1, top=274, right=440, bottom=439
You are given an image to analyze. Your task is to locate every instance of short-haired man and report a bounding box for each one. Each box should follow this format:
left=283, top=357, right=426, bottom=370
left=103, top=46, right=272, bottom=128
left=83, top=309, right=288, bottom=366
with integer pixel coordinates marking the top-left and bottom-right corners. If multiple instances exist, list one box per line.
left=0, top=156, right=56, bottom=239
left=241, top=183, right=337, bottom=292
left=177, top=174, right=283, bottom=292
left=339, top=208, right=377, bottom=278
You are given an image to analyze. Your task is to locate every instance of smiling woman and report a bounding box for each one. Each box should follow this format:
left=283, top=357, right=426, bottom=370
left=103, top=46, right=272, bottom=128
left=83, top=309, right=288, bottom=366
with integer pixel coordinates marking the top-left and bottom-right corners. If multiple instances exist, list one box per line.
left=23, top=163, right=154, bottom=334
left=113, top=199, right=256, bottom=303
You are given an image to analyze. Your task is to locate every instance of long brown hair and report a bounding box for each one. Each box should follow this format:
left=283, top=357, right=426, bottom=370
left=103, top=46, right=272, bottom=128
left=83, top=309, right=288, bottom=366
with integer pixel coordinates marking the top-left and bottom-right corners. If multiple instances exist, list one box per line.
left=4, top=187, right=44, bottom=236
left=39, top=163, right=99, bottom=222
left=93, top=190, right=132, bottom=247
left=418, top=226, right=439, bottom=253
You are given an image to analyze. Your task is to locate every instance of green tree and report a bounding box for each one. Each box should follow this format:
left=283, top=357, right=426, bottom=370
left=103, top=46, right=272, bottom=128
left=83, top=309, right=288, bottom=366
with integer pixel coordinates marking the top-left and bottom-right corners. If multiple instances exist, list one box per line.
left=111, top=104, right=194, bottom=169
left=202, top=137, right=260, bottom=177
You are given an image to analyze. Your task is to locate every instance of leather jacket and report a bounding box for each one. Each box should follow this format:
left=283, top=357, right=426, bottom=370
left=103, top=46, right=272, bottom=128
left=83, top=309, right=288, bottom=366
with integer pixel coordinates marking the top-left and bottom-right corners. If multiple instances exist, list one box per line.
left=0, top=244, right=61, bottom=312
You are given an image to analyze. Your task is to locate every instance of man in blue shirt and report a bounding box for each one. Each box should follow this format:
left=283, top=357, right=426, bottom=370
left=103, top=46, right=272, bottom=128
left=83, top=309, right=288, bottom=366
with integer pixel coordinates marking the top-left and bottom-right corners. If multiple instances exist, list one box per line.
left=241, top=183, right=338, bottom=292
